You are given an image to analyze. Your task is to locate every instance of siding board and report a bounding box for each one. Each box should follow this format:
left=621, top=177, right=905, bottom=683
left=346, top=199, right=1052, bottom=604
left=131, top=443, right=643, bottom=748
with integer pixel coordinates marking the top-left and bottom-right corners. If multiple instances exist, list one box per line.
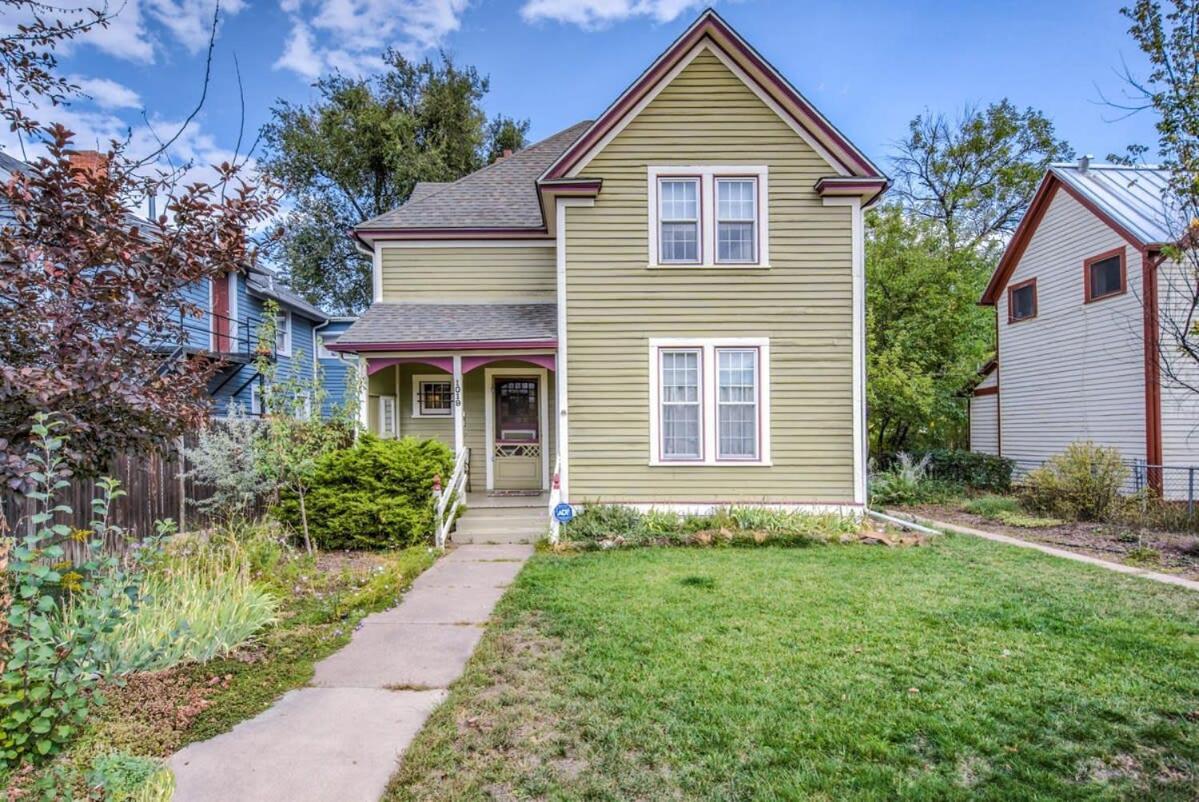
left=381, top=246, right=555, bottom=301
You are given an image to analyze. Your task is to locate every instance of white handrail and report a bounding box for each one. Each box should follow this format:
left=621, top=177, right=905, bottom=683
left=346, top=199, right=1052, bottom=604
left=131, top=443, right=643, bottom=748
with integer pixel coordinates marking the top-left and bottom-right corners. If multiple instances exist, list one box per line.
left=433, top=448, right=469, bottom=548
left=548, top=455, right=563, bottom=544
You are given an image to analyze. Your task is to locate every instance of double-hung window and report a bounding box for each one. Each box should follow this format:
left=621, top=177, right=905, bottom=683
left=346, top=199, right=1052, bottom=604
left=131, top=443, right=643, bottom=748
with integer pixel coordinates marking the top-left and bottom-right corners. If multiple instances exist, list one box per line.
left=658, top=178, right=700, bottom=264
left=659, top=349, right=702, bottom=459
left=650, top=339, right=771, bottom=466
left=716, top=179, right=757, bottom=263
left=275, top=311, right=292, bottom=356
left=649, top=166, right=768, bottom=267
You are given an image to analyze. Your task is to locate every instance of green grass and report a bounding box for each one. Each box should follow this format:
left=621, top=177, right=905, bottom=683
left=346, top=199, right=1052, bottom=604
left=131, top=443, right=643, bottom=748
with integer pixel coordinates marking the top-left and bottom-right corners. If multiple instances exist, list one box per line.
left=387, top=536, right=1199, bottom=801
left=961, top=494, right=1021, bottom=519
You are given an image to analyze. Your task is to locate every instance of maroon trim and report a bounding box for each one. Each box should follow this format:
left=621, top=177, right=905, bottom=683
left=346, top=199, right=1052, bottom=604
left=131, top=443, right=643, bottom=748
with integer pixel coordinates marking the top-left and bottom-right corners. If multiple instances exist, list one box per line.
left=328, top=339, right=556, bottom=353
left=355, top=227, right=552, bottom=240
left=1082, top=246, right=1128, bottom=304
left=588, top=498, right=863, bottom=506
left=657, top=175, right=704, bottom=265
left=539, top=179, right=603, bottom=193
left=1142, top=247, right=1164, bottom=490
left=713, top=175, right=761, bottom=266
left=657, top=346, right=705, bottom=463
left=814, top=177, right=889, bottom=193
left=972, top=386, right=998, bottom=398
left=543, top=10, right=881, bottom=181
left=1007, top=278, right=1038, bottom=324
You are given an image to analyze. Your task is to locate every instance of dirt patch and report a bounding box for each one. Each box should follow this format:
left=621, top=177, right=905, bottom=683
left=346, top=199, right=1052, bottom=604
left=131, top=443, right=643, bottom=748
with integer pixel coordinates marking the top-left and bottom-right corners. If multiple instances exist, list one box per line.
left=314, top=550, right=390, bottom=577
left=908, top=505, right=1199, bottom=581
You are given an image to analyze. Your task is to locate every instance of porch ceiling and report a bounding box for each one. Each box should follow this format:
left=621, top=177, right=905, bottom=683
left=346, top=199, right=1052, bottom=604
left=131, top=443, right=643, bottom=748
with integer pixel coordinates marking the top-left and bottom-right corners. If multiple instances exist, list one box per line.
left=330, top=302, right=557, bottom=353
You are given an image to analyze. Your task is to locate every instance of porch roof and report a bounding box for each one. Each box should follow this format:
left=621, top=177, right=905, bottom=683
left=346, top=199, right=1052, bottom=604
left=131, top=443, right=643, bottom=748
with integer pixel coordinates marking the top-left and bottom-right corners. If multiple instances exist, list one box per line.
left=328, top=302, right=557, bottom=353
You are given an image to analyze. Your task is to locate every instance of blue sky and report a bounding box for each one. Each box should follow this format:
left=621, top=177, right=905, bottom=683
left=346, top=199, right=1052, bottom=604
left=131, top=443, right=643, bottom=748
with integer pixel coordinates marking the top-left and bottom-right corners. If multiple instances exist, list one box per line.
left=0, top=0, right=1163, bottom=183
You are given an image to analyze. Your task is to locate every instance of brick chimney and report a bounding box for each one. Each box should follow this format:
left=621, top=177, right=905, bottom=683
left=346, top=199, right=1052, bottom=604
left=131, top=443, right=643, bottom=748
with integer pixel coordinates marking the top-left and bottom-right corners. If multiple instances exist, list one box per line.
left=67, top=150, right=108, bottom=179
left=502, top=148, right=513, bottom=158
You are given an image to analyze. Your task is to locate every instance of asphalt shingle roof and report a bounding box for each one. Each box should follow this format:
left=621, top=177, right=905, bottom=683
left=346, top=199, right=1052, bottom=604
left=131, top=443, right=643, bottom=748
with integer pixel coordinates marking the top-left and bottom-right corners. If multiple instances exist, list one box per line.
left=335, top=302, right=556, bottom=347
left=246, top=265, right=328, bottom=322
left=357, top=121, right=592, bottom=232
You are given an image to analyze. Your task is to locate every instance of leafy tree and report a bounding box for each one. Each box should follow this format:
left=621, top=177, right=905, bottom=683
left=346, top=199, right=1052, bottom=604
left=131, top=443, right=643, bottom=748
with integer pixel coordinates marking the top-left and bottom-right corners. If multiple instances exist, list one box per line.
left=1119, top=1, right=1199, bottom=395
left=261, top=52, right=530, bottom=314
left=891, top=100, right=1073, bottom=254
left=866, top=206, right=993, bottom=453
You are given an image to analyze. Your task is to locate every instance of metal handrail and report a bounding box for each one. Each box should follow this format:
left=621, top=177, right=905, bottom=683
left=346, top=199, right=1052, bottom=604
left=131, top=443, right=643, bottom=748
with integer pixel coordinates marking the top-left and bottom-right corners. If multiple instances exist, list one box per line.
left=548, top=455, right=562, bottom=544
left=433, top=448, right=469, bottom=548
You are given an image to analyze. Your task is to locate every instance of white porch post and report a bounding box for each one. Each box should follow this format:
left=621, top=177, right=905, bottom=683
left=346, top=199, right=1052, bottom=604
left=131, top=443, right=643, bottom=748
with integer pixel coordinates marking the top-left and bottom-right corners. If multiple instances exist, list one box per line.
left=357, top=355, right=369, bottom=435
left=452, top=354, right=464, bottom=454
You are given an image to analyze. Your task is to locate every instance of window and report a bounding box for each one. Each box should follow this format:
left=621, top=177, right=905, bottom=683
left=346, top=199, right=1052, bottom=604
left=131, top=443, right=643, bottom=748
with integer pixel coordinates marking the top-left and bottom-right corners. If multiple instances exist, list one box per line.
left=649, top=338, right=771, bottom=466
left=716, top=179, right=757, bottom=263
left=658, top=178, right=700, bottom=263
left=379, top=395, right=397, bottom=438
left=413, top=375, right=453, bottom=417
left=716, top=348, right=759, bottom=459
left=648, top=166, right=769, bottom=268
left=1085, top=248, right=1126, bottom=303
left=1008, top=279, right=1037, bottom=323
left=250, top=383, right=264, bottom=415
left=659, top=349, right=702, bottom=459
left=276, top=311, right=292, bottom=356
left=316, top=334, right=340, bottom=360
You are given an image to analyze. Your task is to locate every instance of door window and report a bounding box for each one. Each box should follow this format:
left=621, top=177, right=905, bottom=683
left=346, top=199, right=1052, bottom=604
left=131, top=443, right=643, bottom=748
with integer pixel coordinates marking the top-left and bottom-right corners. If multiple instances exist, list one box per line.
left=495, top=378, right=539, bottom=442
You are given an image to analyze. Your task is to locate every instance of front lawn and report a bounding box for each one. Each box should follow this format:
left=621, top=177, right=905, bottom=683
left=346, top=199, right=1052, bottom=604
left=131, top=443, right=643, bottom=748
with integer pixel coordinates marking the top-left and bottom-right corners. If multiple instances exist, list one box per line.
left=387, top=537, right=1199, bottom=800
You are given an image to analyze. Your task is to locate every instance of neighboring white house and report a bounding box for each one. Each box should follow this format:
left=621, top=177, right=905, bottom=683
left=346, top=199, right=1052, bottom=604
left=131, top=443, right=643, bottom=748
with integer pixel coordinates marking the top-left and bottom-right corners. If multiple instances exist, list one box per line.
left=974, top=160, right=1199, bottom=495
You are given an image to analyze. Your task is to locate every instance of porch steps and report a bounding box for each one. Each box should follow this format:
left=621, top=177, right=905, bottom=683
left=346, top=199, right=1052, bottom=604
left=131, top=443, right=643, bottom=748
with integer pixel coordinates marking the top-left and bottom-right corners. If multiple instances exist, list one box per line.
left=451, top=496, right=547, bottom=545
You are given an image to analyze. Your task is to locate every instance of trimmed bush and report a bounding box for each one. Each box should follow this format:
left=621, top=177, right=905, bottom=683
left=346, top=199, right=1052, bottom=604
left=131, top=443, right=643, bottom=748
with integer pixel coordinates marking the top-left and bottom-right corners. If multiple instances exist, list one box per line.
left=275, top=435, right=453, bottom=550
left=1019, top=441, right=1128, bottom=522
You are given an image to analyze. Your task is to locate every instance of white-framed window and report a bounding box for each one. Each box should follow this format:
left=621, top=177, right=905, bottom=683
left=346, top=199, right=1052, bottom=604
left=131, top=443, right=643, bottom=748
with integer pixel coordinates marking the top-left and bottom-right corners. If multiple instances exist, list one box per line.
left=647, top=166, right=769, bottom=268
left=316, top=334, right=340, bottom=360
left=276, top=310, right=292, bottom=357
left=657, top=177, right=701, bottom=264
left=379, top=395, right=397, bottom=438
left=412, top=375, right=453, bottom=417
left=648, top=338, right=771, bottom=466
left=250, top=382, right=264, bottom=415
left=715, top=178, right=757, bottom=264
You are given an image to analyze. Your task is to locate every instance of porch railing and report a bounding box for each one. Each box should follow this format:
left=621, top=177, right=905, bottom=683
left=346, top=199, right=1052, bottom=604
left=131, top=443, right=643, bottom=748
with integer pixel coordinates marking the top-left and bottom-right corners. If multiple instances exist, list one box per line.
left=433, top=447, right=469, bottom=548
left=548, top=455, right=562, bottom=544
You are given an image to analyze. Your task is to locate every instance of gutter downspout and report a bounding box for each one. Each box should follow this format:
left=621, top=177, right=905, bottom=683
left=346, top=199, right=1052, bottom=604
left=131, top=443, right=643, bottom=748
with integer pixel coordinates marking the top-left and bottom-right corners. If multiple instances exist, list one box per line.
left=866, top=508, right=942, bottom=536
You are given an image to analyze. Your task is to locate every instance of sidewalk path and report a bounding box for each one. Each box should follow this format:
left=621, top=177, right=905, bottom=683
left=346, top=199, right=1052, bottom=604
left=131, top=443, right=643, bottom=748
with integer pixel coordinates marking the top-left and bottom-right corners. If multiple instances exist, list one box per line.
left=170, top=544, right=533, bottom=802
left=891, top=510, right=1199, bottom=592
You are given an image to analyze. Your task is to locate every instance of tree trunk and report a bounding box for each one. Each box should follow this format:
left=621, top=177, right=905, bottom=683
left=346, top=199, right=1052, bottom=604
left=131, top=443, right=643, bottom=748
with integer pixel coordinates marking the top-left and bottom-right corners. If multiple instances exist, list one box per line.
left=298, top=485, right=314, bottom=556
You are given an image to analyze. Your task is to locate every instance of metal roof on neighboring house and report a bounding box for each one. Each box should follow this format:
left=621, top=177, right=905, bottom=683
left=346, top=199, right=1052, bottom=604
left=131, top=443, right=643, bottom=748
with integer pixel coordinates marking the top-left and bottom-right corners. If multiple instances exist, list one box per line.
left=356, top=122, right=592, bottom=233
left=1049, top=163, right=1178, bottom=246
left=332, top=302, right=557, bottom=349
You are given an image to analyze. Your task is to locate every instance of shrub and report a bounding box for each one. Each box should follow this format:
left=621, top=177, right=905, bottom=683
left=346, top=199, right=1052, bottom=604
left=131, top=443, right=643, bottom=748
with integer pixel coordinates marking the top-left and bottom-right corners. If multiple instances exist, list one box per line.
left=183, top=409, right=272, bottom=523
left=1019, top=442, right=1128, bottom=521
left=961, top=494, right=1021, bottom=519
left=914, top=449, right=1014, bottom=492
left=868, top=453, right=961, bottom=506
left=275, top=436, right=453, bottom=550
left=76, top=536, right=278, bottom=674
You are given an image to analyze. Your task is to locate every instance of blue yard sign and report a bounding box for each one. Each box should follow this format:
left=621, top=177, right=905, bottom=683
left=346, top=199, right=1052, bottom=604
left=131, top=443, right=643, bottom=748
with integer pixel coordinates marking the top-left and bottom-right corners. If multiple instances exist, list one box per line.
left=553, top=503, right=575, bottom=524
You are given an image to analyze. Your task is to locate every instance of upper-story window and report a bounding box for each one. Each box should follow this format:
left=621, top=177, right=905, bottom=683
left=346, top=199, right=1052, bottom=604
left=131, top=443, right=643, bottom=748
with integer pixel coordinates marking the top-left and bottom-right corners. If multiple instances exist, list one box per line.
left=716, top=179, right=757, bottom=263
left=648, top=166, right=769, bottom=268
left=276, top=310, right=292, bottom=356
left=658, top=178, right=701, bottom=264
left=1008, top=278, right=1037, bottom=323
left=316, top=334, right=340, bottom=360
left=1084, top=247, right=1126, bottom=303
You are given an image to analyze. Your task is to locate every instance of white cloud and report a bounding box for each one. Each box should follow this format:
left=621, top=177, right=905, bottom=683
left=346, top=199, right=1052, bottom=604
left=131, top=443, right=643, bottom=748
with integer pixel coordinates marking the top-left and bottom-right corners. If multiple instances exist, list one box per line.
left=69, top=76, right=143, bottom=109
left=273, top=0, right=469, bottom=79
left=145, top=0, right=248, bottom=54
left=520, top=0, right=705, bottom=28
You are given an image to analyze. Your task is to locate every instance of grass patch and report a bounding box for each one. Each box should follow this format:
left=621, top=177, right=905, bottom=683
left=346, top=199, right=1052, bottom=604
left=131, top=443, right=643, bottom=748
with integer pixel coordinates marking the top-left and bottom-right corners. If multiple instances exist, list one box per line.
left=387, top=537, right=1199, bottom=800
left=961, top=494, right=1021, bottom=518
left=995, top=510, right=1065, bottom=528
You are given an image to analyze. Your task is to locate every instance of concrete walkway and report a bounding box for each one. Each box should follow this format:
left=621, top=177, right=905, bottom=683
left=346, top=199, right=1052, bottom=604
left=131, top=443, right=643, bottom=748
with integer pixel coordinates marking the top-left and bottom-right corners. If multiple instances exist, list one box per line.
left=170, top=544, right=533, bottom=802
left=891, top=510, right=1199, bottom=592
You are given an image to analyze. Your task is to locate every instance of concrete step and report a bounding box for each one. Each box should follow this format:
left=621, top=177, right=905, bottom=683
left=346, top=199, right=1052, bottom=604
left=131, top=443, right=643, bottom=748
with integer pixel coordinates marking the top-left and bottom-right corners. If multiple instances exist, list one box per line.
left=459, top=506, right=546, bottom=521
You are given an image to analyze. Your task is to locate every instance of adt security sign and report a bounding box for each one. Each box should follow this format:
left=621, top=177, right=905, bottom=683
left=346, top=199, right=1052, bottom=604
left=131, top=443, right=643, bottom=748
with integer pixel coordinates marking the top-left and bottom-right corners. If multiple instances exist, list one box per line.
left=553, top=503, right=575, bottom=524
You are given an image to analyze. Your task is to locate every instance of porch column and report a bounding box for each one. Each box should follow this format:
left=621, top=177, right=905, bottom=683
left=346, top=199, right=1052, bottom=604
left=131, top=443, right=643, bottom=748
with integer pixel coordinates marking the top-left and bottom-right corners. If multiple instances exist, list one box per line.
left=452, top=354, right=464, bottom=454
left=357, top=355, right=369, bottom=436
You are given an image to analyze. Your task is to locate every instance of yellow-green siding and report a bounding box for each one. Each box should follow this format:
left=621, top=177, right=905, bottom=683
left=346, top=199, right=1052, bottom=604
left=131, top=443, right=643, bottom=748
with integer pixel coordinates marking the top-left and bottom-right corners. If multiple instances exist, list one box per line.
left=380, top=246, right=555, bottom=301
left=566, top=49, right=855, bottom=502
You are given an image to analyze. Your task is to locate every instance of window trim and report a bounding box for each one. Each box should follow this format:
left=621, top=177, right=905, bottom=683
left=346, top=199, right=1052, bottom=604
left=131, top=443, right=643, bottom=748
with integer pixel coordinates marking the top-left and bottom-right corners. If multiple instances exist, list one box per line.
left=714, top=176, right=759, bottom=265
left=1083, top=246, right=1127, bottom=304
left=647, top=165, right=770, bottom=268
left=714, top=346, right=761, bottom=461
left=249, top=383, right=263, bottom=416
left=648, top=337, right=772, bottom=467
left=412, top=374, right=453, bottom=418
left=656, top=176, right=702, bottom=265
left=276, top=310, right=293, bottom=357
left=1007, top=278, right=1038, bottom=324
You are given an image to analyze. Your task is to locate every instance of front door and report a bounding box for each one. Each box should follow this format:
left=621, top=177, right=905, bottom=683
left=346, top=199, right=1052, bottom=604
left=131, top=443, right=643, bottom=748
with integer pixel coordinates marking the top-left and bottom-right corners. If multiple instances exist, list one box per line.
left=492, top=376, right=542, bottom=491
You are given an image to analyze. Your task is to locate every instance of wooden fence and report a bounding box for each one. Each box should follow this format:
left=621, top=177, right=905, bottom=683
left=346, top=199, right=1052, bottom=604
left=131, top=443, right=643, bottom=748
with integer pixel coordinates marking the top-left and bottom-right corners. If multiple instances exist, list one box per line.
left=0, top=436, right=263, bottom=543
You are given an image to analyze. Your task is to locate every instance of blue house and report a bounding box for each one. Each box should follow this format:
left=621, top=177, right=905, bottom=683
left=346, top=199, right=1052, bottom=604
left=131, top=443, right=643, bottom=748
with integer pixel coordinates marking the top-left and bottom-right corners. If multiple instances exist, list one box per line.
left=0, top=148, right=356, bottom=421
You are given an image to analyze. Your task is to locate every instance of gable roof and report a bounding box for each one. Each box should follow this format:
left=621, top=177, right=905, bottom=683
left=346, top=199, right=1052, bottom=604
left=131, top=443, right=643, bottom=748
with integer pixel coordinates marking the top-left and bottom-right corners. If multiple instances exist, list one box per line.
left=246, top=264, right=328, bottom=322
left=980, top=163, right=1177, bottom=305
left=356, top=121, right=592, bottom=235
left=541, top=8, right=885, bottom=183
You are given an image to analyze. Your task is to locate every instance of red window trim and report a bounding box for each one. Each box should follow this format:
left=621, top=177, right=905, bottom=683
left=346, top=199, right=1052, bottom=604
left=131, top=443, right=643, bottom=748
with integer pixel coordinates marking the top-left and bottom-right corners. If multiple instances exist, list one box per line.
left=1007, top=278, right=1038, bottom=324
left=658, top=346, right=705, bottom=463
left=1083, top=246, right=1128, bottom=304
left=713, top=346, right=762, bottom=462
left=713, top=176, right=761, bottom=266
left=657, top=176, right=703, bottom=265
